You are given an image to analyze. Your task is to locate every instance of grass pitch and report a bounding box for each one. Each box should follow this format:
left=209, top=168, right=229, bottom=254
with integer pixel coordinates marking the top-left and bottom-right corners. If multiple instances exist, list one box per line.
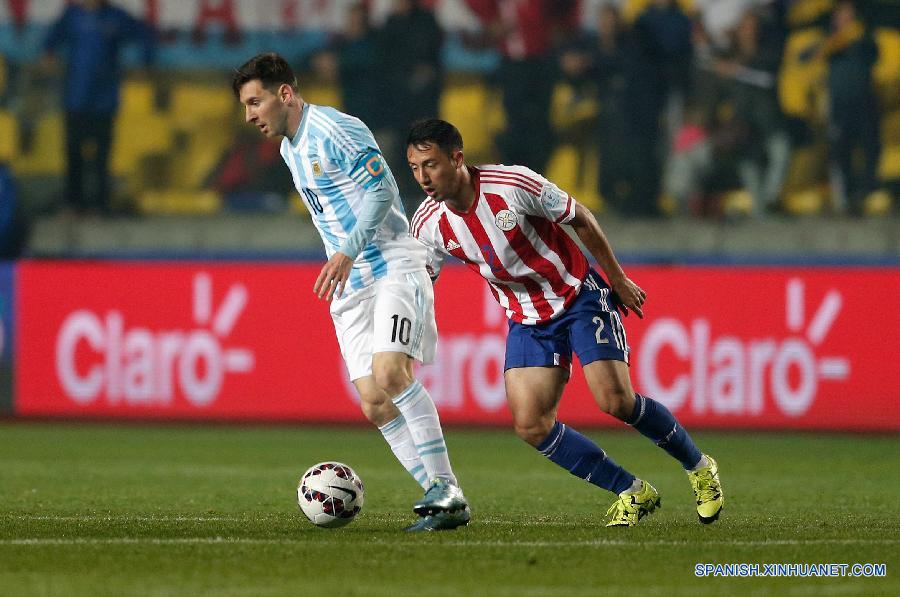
left=1, top=422, right=897, bottom=596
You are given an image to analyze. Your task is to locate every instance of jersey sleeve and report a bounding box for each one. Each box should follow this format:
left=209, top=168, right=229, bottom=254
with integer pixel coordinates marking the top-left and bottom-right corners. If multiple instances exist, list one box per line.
left=319, top=109, right=390, bottom=190
left=515, top=167, right=578, bottom=224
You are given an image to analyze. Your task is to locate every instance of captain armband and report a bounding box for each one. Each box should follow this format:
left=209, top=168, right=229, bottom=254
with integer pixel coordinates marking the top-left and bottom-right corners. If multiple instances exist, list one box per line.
left=349, top=150, right=387, bottom=189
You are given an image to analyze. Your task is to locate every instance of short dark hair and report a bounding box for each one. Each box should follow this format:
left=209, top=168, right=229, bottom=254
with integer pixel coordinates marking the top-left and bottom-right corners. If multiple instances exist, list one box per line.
left=232, top=52, right=298, bottom=98
left=406, top=119, right=463, bottom=157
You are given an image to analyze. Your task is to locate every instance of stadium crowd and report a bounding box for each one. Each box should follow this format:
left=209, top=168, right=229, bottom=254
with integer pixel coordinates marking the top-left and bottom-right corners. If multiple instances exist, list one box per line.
left=0, top=0, right=897, bottom=248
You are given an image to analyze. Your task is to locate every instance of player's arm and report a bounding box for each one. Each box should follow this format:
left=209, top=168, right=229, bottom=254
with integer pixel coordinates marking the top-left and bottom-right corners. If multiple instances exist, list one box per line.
left=568, top=203, right=646, bottom=318
left=313, top=150, right=394, bottom=301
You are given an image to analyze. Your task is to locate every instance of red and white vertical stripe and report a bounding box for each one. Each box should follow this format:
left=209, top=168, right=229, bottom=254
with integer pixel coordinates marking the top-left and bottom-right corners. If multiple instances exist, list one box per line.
left=410, top=166, right=589, bottom=325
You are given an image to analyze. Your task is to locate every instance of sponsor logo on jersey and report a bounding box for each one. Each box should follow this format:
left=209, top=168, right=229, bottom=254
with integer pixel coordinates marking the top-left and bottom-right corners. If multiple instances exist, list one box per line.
left=494, top=209, right=517, bottom=231
left=446, top=239, right=461, bottom=251
left=312, top=160, right=323, bottom=176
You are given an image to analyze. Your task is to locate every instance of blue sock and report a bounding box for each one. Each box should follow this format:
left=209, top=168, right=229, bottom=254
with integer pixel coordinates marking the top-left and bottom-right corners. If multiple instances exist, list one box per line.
left=536, top=421, right=635, bottom=495
left=628, top=393, right=702, bottom=470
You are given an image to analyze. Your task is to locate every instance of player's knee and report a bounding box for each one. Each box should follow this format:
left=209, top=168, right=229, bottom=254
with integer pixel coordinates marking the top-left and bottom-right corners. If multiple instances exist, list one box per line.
left=513, top=415, right=555, bottom=447
left=371, top=362, right=412, bottom=398
left=597, top=386, right=634, bottom=421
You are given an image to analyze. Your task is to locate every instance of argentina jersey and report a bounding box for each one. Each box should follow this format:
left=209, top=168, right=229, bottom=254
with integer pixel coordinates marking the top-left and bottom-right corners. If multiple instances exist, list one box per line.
left=280, top=104, right=425, bottom=290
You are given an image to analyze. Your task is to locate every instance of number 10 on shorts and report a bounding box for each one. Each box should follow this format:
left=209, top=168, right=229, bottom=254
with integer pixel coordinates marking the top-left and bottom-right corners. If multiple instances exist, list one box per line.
left=391, top=314, right=412, bottom=345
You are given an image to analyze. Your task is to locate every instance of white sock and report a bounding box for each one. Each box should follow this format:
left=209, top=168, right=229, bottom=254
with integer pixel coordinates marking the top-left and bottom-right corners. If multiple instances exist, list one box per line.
left=392, top=380, right=458, bottom=486
left=689, top=455, right=709, bottom=472
left=621, top=479, right=644, bottom=495
left=378, top=414, right=429, bottom=489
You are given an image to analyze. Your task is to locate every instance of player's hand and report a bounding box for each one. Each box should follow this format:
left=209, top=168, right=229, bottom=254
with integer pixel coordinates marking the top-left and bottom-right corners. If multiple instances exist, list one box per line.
left=314, top=252, right=353, bottom=301
left=609, top=274, right=646, bottom=319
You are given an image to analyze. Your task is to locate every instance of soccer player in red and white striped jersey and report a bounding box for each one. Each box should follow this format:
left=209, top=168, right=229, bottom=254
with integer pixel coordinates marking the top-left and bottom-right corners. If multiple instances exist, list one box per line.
left=406, top=119, right=724, bottom=527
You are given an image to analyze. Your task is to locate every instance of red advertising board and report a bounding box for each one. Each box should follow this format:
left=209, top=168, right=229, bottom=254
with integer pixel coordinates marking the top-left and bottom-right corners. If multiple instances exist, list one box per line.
left=15, top=261, right=900, bottom=430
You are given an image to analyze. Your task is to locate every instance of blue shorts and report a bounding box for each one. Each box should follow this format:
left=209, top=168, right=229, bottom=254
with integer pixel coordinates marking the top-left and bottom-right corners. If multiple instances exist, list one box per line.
left=504, top=270, right=630, bottom=371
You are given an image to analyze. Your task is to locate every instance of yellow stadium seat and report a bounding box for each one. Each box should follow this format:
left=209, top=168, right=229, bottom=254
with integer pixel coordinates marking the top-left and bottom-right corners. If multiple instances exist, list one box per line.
left=880, top=144, right=900, bottom=181
left=784, top=187, right=827, bottom=215
left=863, top=189, right=892, bottom=216
left=137, top=189, right=221, bottom=215
left=784, top=144, right=828, bottom=191
left=440, top=79, right=503, bottom=163
left=120, top=79, right=156, bottom=117
left=874, top=28, right=900, bottom=106
left=786, top=0, right=834, bottom=28
left=12, top=112, right=64, bottom=175
left=112, top=112, right=174, bottom=176
left=168, top=125, right=235, bottom=190
left=721, top=189, right=754, bottom=216
left=883, top=110, right=900, bottom=147
left=0, top=110, right=19, bottom=162
left=545, top=144, right=602, bottom=212
left=169, top=83, right=236, bottom=131
left=302, top=83, right=342, bottom=110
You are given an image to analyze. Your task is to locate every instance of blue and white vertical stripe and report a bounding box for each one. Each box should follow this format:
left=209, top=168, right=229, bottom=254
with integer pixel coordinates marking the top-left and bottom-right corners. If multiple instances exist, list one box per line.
left=280, top=104, right=419, bottom=291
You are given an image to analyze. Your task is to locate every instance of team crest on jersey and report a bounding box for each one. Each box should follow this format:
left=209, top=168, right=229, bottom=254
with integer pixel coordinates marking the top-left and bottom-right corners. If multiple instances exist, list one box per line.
left=494, top=209, right=517, bottom=231
left=311, top=160, right=323, bottom=176
left=540, top=185, right=563, bottom=210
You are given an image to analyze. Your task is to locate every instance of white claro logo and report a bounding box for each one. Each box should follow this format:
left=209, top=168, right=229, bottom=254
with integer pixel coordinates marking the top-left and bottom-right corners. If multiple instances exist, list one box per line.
left=638, top=279, right=849, bottom=417
left=56, top=274, right=254, bottom=407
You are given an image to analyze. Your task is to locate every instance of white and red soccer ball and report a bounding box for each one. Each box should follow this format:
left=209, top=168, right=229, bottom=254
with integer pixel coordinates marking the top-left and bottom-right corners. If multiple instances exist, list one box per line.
left=297, top=462, right=365, bottom=528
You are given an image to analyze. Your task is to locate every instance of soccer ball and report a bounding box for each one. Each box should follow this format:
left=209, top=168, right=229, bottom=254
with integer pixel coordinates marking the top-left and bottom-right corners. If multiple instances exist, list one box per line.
left=297, top=462, right=365, bottom=528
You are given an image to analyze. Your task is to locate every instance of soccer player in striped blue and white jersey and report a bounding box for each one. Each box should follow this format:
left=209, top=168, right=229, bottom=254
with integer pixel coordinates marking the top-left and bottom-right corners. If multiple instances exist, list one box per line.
left=233, top=53, right=469, bottom=532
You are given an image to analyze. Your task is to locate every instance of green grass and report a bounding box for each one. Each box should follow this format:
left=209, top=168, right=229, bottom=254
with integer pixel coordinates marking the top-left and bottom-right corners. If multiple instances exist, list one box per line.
left=0, top=423, right=897, bottom=596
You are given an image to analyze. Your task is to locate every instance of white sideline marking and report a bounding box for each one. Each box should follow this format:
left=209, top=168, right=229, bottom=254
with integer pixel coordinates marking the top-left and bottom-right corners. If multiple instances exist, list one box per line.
left=2, top=538, right=897, bottom=547
left=11, top=515, right=244, bottom=522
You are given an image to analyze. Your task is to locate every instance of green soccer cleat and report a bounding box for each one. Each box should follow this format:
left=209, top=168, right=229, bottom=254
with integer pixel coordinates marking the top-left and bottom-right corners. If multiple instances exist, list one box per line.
left=605, top=480, right=661, bottom=527
left=404, top=507, right=471, bottom=532
left=413, top=477, right=468, bottom=517
left=688, top=454, right=724, bottom=524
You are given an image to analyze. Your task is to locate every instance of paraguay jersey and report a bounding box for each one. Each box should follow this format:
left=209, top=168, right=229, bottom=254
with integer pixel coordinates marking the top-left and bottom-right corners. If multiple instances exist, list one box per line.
left=410, top=165, right=590, bottom=325
left=280, top=103, right=425, bottom=290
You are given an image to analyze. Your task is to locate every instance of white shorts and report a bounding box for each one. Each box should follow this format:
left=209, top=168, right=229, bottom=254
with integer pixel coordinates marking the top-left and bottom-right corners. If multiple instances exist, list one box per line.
left=330, top=270, right=437, bottom=381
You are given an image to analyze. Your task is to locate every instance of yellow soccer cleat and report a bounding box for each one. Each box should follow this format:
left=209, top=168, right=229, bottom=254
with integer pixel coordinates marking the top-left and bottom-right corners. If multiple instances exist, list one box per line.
left=688, top=454, right=724, bottom=524
left=605, top=480, right=661, bottom=527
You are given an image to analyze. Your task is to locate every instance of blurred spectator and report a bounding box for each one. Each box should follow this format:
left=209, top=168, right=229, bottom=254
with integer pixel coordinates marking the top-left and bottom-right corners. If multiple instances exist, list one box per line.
left=627, top=0, right=694, bottom=216
left=206, top=126, right=294, bottom=212
left=466, top=0, right=577, bottom=173
left=0, top=164, right=26, bottom=258
left=376, top=0, right=444, bottom=204
left=590, top=3, right=639, bottom=212
left=42, top=0, right=155, bottom=216
left=335, top=3, right=384, bottom=128
left=821, top=0, right=882, bottom=214
left=553, top=35, right=599, bottom=190
left=709, top=9, right=790, bottom=215
left=663, top=104, right=713, bottom=214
